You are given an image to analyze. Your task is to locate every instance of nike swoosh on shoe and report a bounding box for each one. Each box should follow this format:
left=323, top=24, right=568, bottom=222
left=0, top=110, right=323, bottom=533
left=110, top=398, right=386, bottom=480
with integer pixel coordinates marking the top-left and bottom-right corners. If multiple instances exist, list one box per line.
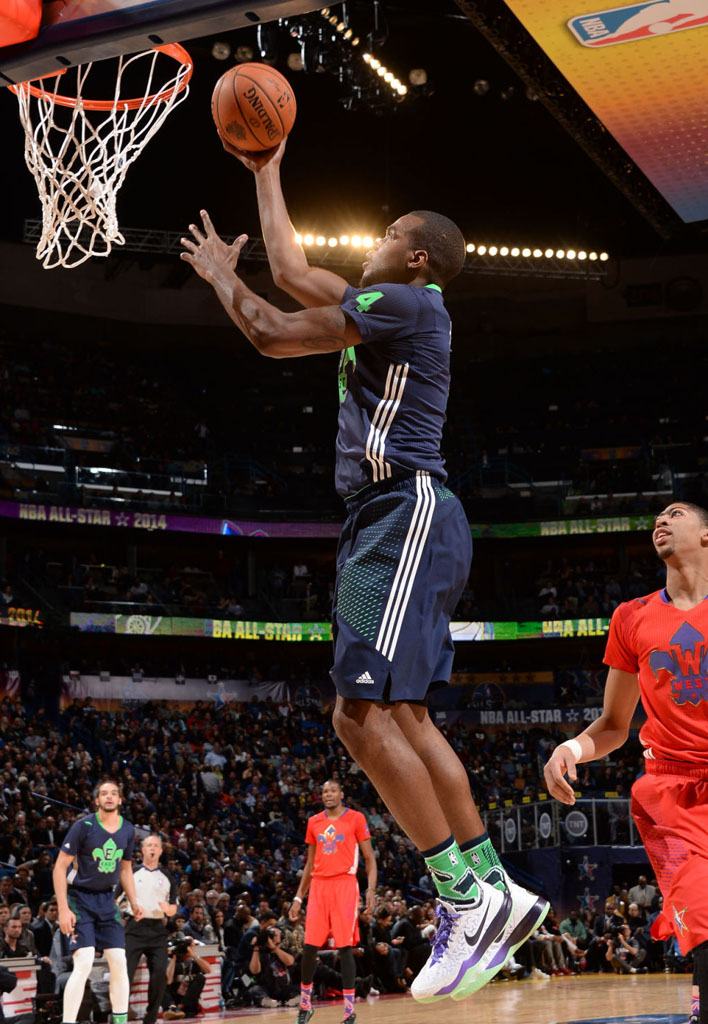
left=437, top=889, right=513, bottom=995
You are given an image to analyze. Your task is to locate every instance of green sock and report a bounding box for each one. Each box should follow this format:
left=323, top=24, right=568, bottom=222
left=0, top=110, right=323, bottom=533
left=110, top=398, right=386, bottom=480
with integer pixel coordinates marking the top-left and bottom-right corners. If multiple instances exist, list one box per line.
left=112, top=1014, right=128, bottom=1024
left=423, top=835, right=480, bottom=904
left=460, top=832, right=508, bottom=891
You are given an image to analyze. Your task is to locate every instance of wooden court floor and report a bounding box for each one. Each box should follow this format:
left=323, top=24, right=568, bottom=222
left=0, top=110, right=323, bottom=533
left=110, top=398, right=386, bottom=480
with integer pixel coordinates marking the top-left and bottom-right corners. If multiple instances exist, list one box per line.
left=218, top=973, right=692, bottom=1024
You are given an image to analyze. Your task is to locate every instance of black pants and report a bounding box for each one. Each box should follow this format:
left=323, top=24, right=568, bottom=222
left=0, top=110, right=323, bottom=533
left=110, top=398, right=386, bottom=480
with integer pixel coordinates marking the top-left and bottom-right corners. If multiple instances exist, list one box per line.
left=125, top=921, right=169, bottom=1024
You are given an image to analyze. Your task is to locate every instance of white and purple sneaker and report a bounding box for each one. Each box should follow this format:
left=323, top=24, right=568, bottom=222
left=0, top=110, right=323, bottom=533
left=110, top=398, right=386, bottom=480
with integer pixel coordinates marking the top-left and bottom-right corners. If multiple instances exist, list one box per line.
left=410, top=882, right=512, bottom=1003
left=449, top=878, right=549, bottom=1001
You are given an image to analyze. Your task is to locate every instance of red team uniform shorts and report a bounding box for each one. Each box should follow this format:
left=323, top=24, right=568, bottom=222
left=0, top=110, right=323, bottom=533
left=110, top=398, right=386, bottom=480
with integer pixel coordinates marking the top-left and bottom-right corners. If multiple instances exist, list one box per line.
left=304, top=874, right=360, bottom=949
left=632, top=759, right=708, bottom=954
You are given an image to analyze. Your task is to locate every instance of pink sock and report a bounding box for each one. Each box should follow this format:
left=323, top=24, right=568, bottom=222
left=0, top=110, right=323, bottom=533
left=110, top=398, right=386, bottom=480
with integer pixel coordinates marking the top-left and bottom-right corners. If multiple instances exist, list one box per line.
left=343, top=989, right=355, bottom=1018
left=300, top=982, right=313, bottom=1011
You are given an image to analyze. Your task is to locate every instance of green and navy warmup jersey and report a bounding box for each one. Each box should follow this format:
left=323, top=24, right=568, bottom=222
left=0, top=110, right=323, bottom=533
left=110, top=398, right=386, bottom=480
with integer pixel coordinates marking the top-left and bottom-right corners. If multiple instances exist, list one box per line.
left=337, top=282, right=451, bottom=497
left=61, top=813, right=135, bottom=891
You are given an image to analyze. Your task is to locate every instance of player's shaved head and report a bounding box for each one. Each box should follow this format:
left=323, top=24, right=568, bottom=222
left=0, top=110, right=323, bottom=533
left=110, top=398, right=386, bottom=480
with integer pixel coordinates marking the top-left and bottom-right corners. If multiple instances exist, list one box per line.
left=407, top=210, right=466, bottom=287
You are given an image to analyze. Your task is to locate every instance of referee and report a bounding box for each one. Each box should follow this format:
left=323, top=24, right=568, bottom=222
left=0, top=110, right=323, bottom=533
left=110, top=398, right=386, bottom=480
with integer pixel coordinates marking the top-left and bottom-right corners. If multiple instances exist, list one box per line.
left=119, top=835, right=177, bottom=1024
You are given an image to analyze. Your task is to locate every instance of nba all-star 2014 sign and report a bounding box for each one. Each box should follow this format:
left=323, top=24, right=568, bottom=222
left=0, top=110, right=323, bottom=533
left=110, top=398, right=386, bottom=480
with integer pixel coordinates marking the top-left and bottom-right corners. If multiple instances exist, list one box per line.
left=8, top=500, right=340, bottom=538
left=3, top=498, right=655, bottom=540
left=504, top=0, right=708, bottom=223
left=70, top=613, right=610, bottom=642
left=70, top=613, right=332, bottom=641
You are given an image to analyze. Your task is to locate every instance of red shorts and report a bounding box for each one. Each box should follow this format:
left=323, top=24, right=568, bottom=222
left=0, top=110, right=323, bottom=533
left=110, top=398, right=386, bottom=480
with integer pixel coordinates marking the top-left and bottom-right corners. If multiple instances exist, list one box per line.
left=631, top=760, right=708, bottom=954
left=304, top=874, right=360, bottom=949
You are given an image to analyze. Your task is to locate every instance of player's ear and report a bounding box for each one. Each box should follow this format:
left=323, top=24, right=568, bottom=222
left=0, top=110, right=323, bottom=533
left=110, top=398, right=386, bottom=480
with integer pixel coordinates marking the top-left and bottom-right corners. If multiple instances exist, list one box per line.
left=409, top=248, right=428, bottom=269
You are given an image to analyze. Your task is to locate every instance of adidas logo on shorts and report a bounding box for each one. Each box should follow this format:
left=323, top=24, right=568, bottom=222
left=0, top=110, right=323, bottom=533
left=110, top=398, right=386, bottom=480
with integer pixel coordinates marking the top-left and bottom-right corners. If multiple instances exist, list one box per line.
left=355, top=671, right=375, bottom=685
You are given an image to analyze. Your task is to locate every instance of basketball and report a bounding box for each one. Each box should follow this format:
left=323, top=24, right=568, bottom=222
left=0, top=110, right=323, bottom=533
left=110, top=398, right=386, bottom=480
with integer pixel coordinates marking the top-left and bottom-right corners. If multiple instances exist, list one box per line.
left=211, top=62, right=296, bottom=152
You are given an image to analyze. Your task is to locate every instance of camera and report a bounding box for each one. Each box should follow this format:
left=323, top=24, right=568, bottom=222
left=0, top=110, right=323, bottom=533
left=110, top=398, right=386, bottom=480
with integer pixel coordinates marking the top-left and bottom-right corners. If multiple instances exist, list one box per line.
left=256, top=927, right=278, bottom=949
left=168, top=934, right=192, bottom=956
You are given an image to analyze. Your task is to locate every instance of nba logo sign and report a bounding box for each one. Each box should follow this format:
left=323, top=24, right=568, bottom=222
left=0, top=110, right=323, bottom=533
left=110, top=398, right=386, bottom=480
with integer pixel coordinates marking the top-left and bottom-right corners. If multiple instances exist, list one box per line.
left=568, top=1, right=708, bottom=47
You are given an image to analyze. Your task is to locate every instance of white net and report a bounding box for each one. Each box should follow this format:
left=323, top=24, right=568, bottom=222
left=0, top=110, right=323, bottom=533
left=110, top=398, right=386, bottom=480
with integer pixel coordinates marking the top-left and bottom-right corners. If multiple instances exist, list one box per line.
left=13, top=47, right=191, bottom=269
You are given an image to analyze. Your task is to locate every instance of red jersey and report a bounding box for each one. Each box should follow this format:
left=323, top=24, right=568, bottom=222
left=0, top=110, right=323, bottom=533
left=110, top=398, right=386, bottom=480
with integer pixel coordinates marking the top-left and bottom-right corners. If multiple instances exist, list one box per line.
left=603, top=589, right=708, bottom=762
left=305, top=808, right=370, bottom=878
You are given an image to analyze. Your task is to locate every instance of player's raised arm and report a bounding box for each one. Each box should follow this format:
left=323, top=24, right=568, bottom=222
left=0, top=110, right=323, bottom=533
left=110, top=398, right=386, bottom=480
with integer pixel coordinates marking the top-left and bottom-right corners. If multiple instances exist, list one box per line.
left=225, top=141, right=350, bottom=309
left=181, top=212, right=361, bottom=358
left=543, top=667, right=641, bottom=805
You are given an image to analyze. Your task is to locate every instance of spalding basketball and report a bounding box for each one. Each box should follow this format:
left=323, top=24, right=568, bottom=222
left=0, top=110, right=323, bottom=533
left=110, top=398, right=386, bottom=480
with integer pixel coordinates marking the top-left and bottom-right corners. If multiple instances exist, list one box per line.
left=211, top=63, right=296, bottom=152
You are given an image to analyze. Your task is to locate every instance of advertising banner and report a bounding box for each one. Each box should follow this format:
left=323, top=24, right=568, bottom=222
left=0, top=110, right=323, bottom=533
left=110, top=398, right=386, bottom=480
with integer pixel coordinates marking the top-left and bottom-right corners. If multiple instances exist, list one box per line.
left=6, top=500, right=341, bottom=538
left=470, top=515, right=653, bottom=538
left=1, top=498, right=654, bottom=541
left=70, top=613, right=333, bottom=641
left=70, top=613, right=612, bottom=642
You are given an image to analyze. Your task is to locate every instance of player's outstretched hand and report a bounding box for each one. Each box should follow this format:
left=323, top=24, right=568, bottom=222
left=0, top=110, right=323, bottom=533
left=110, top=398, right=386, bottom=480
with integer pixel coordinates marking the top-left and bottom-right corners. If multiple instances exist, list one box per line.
left=181, top=211, right=247, bottom=284
left=58, top=907, right=76, bottom=936
left=221, top=137, right=287, bottom=173
left=543, top=745, right=578, bottom=805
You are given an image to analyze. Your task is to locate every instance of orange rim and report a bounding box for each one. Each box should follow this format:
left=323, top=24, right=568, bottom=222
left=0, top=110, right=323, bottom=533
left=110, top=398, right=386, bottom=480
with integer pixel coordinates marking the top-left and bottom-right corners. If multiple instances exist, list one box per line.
left=9, top=43, right=192, bottom=110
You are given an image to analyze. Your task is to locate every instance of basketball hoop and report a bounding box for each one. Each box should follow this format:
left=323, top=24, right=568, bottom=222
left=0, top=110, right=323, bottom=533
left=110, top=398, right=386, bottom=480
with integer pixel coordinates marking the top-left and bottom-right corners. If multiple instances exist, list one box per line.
left=10, top=44, right=193, bottom=269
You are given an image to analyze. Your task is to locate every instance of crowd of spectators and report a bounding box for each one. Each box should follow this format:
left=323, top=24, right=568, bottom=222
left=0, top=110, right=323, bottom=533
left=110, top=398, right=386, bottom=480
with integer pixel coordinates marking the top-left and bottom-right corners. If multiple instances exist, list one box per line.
left=0, top=691, right=679, bottom=1019
left=1, top=329, right=707, bottom=522
left=4, top=524, right=671, bottom=627
left=533, top=555, right=664, bottom=621
left=0, top=691, right=647, bottom=870
left=12, top=543, right=337, bottom=625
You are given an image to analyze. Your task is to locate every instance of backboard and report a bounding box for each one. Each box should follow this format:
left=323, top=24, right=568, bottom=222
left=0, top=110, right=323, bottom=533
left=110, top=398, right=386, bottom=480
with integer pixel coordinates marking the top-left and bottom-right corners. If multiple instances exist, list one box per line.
left=0, top=0, right=324, bottom=85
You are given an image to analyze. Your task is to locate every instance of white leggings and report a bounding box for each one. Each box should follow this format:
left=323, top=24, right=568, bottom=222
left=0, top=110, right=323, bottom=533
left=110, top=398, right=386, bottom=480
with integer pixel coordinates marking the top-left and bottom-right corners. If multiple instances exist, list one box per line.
left=63, top=946, right=130, bottom=1023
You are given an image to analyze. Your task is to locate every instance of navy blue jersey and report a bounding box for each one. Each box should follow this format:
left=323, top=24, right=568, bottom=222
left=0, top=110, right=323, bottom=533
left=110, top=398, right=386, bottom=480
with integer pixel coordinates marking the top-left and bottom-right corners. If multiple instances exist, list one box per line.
left=61, top=813, right=135, bottom=891
left=336, top=282, right=451, bottom=498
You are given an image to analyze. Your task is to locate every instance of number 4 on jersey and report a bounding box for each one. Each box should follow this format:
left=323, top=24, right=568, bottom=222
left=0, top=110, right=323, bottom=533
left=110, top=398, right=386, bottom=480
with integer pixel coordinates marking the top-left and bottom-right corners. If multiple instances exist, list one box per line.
left=355, top=290, right=384, bottom=313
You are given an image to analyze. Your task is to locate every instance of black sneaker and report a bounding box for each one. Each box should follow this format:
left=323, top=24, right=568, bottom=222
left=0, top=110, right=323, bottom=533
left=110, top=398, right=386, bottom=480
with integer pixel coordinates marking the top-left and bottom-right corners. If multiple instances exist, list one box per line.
left=355, top=974, right=374, bottom=998
left=296, top=1010, right=314, bottom=1024
left=342, top=1016, right=357, bottom=1024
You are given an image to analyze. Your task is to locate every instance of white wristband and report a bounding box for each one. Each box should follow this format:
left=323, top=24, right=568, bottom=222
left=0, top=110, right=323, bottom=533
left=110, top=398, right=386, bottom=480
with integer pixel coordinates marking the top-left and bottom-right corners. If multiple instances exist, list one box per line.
left=292, top=896, right=302, bottom=903
left=560, top=738, right=583, bottom=761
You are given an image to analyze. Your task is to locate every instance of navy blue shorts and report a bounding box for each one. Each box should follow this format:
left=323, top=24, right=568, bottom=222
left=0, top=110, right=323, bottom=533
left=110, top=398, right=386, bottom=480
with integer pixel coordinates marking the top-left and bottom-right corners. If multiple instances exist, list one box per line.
left=68, top=887, right=125, bottom=952
left=330, top=471, right=472, bottom=703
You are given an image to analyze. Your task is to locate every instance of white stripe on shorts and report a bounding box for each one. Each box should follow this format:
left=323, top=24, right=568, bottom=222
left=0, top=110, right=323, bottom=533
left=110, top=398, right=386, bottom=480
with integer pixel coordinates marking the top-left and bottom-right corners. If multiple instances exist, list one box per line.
left=375, top=470, right=435, bottom=661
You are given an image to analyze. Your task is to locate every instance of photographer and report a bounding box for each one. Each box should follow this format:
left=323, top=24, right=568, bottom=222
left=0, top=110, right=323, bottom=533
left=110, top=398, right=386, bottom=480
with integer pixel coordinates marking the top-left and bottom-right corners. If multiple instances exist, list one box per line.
left=164, top=935, right=211, bottom=1021
left=606, top=924, right=647, bottom=974
left=249, top=926, right=299, bottom=1008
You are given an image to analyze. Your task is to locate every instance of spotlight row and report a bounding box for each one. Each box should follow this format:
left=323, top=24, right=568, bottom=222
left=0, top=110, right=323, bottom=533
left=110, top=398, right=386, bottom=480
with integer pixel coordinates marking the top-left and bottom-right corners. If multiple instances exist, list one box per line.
left=466, top=244, right=609, bottom=261
left=319, top=7, right=360, bottom=45
left=361, top=52, right=408, bottom=95
left=295, top=233, right=375, bottom=248
left=292, top=234, right=609, bottom=260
